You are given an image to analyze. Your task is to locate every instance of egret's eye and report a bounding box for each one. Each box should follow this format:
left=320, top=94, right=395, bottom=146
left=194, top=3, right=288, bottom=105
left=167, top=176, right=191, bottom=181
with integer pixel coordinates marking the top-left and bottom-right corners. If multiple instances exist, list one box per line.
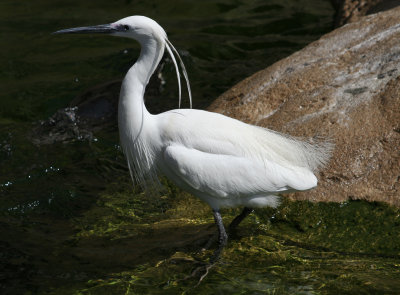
left=123, top=25, right=130, bottom=31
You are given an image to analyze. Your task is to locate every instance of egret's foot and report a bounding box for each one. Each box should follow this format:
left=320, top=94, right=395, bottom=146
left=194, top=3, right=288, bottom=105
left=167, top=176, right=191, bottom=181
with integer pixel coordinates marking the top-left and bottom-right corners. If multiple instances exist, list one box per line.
left=176, top=260, right=217, bottom=287
left=191, top=262, right=216, bottom=286
left=189, top=237, right=226, bottom=286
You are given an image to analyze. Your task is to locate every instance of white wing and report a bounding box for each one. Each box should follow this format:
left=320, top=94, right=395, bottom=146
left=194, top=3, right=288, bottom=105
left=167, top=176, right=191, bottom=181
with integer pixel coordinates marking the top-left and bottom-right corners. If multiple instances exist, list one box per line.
left=163, top=144, right=317, bottom=200
left=158, top=109, right=331, bottom=172
left=156, top=109, right=320, bottom=206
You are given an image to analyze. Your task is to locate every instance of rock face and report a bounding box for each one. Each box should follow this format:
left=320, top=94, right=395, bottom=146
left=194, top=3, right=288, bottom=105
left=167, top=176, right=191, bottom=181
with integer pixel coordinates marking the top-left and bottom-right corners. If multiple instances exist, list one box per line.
left=208, top=7, right=400, bottom=206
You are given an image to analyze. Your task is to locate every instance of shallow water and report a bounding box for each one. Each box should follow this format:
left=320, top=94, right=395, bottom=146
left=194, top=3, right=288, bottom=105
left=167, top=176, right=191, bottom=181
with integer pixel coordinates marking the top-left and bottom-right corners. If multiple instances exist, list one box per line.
left=1, top=0, right=400, bottom=294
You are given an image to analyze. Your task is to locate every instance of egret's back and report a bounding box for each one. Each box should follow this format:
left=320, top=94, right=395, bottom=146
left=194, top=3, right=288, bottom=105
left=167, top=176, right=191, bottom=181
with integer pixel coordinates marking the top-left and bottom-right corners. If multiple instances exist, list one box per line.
left=158, top=109, right=332, bottom=172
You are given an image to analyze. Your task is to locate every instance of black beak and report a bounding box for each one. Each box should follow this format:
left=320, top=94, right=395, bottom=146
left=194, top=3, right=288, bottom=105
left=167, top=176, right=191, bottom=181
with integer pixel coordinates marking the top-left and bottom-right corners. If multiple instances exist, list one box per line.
left=53, top=23, right=118, bottom=35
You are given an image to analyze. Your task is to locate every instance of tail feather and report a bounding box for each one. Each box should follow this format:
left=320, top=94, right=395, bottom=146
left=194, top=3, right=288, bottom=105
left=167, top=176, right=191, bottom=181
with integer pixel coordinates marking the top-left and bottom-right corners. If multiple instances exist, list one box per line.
left=254, top=126, right=334, bottom=172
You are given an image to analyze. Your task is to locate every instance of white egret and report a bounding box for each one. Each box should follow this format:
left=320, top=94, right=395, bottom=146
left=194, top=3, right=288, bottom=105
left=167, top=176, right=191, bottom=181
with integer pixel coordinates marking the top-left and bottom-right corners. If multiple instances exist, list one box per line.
left=54, top=16, right=332, bottom=262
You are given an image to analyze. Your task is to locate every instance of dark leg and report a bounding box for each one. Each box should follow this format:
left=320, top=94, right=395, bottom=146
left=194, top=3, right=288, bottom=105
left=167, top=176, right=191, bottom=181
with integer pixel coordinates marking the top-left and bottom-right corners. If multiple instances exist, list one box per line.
left=228, top=207, right=254, bottom=233
left=183, top=209, right=253, bottom=285
left=202, top=207, right=253, bottom=251
left=185, top=210, right=227, bottom=284
left=210, top=209, right=228, bottom=263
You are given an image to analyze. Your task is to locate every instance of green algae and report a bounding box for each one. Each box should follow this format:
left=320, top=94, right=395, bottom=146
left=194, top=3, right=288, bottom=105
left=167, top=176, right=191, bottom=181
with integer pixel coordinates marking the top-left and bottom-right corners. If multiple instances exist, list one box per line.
left=27, top=181, right=398, bottom=295
left=258, top=199, right=400, bottom=256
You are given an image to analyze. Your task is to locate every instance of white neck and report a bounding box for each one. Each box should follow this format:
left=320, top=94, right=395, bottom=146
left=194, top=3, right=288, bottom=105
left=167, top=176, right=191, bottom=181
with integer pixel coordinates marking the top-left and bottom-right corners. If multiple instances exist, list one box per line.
left=118, top=35, right=165, bottom=143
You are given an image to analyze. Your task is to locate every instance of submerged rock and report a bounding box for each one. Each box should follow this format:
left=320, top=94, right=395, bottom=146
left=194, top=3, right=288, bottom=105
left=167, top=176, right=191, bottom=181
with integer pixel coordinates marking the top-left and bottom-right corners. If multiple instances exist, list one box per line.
left=31, top=107, right=95, bottom=145
left=208, top=7, right=400, bottom=206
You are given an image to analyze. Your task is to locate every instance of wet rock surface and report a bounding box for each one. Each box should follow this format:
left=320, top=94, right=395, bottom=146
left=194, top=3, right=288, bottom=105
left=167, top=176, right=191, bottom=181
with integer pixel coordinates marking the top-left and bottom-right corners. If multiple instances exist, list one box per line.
left=31, top=107, right=95, bottom=145
left=209, top=6, right=400, bottom=206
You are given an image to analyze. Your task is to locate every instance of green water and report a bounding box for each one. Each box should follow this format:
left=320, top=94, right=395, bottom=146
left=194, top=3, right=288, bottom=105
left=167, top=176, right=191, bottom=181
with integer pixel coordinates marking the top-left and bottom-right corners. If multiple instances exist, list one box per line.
left=1, top=0, right=399, bottom=294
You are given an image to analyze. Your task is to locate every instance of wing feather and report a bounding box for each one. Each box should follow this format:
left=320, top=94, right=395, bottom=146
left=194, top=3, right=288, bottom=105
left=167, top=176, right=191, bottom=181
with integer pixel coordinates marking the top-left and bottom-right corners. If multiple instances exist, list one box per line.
left=160, top=109, right=332, bottom=173
left=163, top=145, right=317, bottom=200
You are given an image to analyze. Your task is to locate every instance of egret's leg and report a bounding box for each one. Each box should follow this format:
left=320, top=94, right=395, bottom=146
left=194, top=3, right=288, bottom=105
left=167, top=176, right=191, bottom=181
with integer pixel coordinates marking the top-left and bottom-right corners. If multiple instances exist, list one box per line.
left=183, top=211, right=227, bottom=283
left=187, top=210, right=232, bottom=284
left=228, top=207, right=254, bottom=233
left=210, top=209, right=228, bottom=263
left=202, top=207, right=253, bottom=251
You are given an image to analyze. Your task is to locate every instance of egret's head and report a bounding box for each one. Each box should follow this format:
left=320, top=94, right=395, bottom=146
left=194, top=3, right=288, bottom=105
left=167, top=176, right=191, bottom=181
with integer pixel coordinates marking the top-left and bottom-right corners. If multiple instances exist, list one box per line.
left=113, top=16, right=166, bottom=42
left=54, top=15, right=192, bottom=108
left=53, top=15, right=167, bottom=43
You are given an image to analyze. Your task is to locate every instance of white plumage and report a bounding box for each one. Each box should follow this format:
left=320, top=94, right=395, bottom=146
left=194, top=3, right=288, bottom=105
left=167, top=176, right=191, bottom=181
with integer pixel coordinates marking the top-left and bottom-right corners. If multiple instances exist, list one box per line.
left=55, top=15, right=333, bottom=261
left=158, top=109, right=325, bottom=209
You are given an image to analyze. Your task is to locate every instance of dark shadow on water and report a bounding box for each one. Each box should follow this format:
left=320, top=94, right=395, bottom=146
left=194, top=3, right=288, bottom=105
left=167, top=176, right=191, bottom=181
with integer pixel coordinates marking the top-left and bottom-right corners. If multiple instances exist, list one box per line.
left=0, top=210, right=214, bottom=294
